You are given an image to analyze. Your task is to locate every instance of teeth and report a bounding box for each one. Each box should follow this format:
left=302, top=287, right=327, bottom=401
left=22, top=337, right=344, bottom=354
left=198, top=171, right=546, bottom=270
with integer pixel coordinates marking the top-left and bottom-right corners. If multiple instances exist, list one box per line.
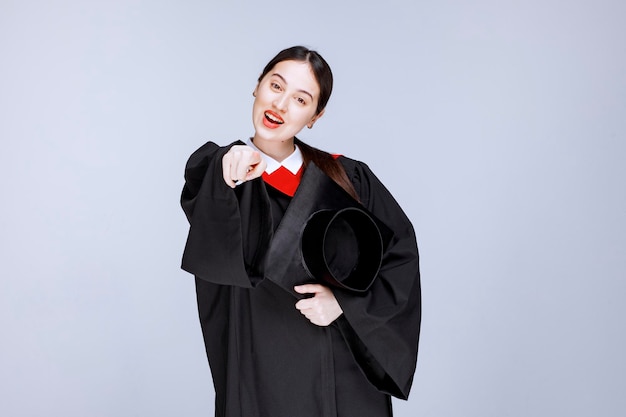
left=265, top=112, right=283, bottom=124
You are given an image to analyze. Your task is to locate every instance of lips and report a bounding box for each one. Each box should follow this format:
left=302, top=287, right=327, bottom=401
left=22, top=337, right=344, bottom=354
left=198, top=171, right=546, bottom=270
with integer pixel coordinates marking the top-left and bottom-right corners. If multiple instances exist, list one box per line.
left=263, top=110, right=284, bottom=129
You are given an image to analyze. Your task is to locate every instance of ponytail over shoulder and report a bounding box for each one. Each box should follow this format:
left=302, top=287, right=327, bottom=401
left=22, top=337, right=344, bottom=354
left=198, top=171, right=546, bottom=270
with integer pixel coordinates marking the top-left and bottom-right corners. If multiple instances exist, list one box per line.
left=296, top=138, right=359, bottom=202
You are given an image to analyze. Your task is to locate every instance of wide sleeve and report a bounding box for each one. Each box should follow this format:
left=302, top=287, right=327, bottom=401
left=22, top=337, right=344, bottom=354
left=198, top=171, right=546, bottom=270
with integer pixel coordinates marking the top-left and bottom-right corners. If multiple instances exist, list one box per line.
left=180, top=140, right=271, bottom=287
left=333, top=158, right=421, bottom=400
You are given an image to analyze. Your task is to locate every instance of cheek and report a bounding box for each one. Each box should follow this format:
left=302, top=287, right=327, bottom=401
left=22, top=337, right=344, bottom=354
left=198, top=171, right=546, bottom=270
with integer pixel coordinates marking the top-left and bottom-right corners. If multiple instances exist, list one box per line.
left=252, top=98, right=267, bottom=117
left=292, top=104, right=315, bottom=119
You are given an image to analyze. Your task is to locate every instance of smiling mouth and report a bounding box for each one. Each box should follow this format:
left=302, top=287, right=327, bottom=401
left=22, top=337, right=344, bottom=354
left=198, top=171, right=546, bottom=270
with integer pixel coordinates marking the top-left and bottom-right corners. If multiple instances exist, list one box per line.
left=264, top=111, right=284, bottom=125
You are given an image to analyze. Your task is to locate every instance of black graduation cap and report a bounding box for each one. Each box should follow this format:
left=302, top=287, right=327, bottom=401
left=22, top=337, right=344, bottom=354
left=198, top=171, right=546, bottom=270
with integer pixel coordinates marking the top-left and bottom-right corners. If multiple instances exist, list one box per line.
left=264, top=162, right=393, bottom=297
left=301, top=207, right=384, bottom=292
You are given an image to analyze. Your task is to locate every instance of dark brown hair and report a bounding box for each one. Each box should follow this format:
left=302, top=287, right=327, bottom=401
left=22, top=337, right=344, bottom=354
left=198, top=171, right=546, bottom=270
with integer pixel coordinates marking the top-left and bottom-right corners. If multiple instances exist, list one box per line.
left=260, top=46, right=359, bottom=200
left=258, top=46, right=333, bottom=116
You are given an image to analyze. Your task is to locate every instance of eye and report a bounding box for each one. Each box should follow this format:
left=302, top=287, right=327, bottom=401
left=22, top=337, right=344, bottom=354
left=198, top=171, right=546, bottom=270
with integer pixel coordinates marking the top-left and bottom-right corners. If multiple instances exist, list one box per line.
left=296, top=97, right=306, bottom=105
left=270, top=82, right=282, bottom=91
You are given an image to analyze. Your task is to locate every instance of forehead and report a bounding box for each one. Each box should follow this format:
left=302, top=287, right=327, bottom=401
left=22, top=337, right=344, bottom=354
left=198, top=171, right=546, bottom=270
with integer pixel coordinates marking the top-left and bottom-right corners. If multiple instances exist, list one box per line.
left=265, top=60, right=320, bottom=97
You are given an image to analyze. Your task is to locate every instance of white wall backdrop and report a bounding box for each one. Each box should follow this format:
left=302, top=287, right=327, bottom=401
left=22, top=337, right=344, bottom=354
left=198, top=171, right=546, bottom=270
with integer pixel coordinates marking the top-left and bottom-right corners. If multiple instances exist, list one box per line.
left=1, top=0, right=625, bottom=416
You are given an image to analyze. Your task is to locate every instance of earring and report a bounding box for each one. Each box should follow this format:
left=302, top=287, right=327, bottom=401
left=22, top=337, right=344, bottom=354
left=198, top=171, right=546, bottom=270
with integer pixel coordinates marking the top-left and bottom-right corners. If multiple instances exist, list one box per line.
left=252, top=91, right=256, bottom=97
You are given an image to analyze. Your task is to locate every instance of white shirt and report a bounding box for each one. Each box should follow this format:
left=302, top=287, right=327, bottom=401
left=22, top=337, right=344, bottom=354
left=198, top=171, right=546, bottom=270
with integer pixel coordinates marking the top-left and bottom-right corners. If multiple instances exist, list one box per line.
left=247, top=138, right=303, bottom=175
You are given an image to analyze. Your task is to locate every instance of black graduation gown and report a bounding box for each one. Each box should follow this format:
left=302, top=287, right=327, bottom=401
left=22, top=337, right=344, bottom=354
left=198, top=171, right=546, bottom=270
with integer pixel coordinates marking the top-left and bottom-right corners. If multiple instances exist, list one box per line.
left=181, top=140, right=421, bottom=417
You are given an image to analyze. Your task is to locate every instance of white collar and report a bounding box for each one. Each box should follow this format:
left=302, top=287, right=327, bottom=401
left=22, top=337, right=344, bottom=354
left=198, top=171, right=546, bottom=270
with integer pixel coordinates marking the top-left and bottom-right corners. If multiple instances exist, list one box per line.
left=247, top=138, right=303, bottom=175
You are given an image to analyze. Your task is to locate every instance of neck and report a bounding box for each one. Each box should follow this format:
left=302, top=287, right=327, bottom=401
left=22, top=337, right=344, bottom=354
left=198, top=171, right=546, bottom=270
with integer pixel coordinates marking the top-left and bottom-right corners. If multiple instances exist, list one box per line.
left=252, top=136, right=296, bottom=162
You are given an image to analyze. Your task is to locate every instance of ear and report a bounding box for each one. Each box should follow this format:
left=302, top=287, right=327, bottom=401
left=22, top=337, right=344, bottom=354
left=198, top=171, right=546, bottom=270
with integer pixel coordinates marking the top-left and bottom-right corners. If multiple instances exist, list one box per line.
left=253, top=78, right=264, bottom=97
left=307, top=109, right=325, bottom=129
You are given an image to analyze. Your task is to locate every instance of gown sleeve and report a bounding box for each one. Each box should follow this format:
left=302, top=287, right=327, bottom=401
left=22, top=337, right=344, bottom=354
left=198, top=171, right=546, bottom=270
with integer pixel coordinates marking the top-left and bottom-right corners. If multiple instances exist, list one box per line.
left=333, top=157, right=421, bottom=400
left=180, top=140, right=272, bottom=287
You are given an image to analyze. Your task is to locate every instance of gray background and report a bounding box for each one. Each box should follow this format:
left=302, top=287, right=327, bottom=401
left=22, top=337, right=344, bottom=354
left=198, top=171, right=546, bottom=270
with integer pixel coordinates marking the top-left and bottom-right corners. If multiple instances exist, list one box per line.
left=1, top=0, right=625, bottom=416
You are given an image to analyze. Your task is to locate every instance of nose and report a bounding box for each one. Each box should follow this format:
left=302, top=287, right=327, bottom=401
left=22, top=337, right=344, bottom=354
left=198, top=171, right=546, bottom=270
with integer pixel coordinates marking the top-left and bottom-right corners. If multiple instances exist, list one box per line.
left=273, top=93, right=288, bottom=112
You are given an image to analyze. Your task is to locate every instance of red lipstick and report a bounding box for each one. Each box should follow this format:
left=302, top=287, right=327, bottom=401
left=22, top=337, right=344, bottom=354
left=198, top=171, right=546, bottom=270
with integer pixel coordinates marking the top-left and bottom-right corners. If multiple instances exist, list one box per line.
left=263, top=110, right=284, bottom=129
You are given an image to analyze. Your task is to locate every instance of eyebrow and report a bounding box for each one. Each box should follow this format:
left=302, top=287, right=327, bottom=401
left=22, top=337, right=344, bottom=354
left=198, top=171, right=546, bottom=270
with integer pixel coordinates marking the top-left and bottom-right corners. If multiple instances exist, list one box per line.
left=272, top=73, right=314, bottom=101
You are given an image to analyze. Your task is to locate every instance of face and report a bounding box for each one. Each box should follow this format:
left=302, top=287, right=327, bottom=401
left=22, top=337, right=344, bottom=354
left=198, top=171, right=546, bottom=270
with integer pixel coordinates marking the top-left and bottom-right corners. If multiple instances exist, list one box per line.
left=252, top=60, right=324, bottom=147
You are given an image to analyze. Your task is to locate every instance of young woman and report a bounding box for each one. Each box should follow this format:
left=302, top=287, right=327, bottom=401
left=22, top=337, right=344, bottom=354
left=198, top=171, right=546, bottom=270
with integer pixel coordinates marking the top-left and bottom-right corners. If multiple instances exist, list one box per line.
left=181, top=46, right=421, bottom=417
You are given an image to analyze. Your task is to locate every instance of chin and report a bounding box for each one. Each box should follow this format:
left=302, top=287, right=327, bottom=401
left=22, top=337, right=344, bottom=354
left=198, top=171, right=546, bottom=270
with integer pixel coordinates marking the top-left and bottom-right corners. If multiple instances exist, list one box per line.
left=255, top=128, right=296, bottom=143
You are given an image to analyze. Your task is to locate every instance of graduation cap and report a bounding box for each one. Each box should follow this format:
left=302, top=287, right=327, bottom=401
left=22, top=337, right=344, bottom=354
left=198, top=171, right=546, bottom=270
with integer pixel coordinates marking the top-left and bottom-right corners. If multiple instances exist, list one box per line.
left=301, top=207, right=384, bottom=292
left=264, top=162, right=393, bottom=296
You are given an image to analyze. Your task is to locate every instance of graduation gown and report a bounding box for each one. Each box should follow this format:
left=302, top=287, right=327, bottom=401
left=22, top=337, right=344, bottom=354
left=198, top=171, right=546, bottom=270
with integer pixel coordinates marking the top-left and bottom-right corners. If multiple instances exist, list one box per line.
left=181, top=140, right=421, bottom=417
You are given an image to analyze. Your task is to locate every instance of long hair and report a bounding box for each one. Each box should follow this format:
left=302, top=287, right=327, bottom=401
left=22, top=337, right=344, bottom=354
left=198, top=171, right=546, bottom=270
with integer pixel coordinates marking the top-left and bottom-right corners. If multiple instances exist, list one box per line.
left=260, top=46, right=359, bottom=201
left=296, top=139, right=359, bottom=201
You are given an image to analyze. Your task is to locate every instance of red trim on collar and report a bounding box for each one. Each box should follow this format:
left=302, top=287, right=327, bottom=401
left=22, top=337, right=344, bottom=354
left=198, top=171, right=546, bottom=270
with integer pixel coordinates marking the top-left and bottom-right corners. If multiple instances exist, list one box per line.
left=262, top=165, right=304, bottom=197
left=262, top=154, right=342, bottom=196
